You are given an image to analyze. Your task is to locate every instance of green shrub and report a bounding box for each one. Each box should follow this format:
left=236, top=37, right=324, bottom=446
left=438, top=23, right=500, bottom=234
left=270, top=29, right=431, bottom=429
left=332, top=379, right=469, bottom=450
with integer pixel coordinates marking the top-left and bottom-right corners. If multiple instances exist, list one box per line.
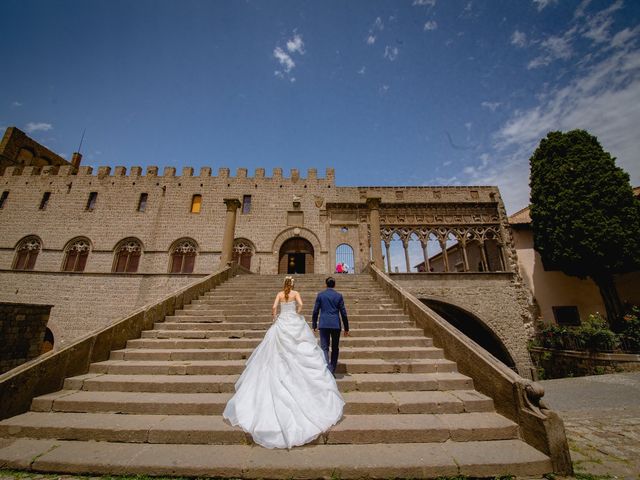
left=620, top=305, right=640, bottom=352
left=573, top=313, right=619, bottom=352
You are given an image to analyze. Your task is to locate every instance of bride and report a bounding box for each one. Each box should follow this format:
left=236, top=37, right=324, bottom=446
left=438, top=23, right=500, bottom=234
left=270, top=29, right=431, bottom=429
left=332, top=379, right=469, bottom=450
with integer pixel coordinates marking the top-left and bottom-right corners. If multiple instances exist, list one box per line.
left=222, top=276, right=345, bottom=449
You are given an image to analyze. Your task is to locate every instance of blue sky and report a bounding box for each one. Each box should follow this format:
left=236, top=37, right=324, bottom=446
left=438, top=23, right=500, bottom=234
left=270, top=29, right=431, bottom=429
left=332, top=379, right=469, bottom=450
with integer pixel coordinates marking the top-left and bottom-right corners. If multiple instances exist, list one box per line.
left=2, top=0, right=639, bottom=215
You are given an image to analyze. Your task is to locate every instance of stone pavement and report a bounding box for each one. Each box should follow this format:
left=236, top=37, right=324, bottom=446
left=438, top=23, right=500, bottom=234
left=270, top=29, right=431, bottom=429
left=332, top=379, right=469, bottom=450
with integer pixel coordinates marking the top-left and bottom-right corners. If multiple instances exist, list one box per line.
left=540, top=372, right=640, bottom=479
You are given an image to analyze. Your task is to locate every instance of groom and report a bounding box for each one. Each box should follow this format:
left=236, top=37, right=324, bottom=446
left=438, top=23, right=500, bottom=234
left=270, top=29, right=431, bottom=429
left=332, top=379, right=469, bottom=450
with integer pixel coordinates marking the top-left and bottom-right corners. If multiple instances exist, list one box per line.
left=312, top=276, right=350, bottom=375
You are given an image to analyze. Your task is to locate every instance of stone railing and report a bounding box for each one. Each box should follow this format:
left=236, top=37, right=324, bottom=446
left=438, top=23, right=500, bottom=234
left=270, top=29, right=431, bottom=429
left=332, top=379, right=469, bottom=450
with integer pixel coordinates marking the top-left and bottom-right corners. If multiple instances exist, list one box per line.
left=366, top=263, right=573, bottom=475
left=0, top=264, right=250, bottom=421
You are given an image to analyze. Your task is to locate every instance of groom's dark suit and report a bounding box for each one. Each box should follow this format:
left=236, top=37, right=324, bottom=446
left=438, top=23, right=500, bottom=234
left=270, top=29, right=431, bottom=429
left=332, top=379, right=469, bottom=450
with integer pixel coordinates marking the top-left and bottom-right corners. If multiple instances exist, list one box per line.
left=312, top=287, right=349, bottom=374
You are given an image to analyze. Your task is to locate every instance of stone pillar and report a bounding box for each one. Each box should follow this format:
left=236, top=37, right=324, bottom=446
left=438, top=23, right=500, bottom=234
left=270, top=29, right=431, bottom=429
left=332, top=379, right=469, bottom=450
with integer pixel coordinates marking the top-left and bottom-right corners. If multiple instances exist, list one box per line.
left=402, top=239, right=411, bottom=272
left=460, top=241, right=470, bottom=272
left=479, top=241, right=489, bottom=272
left=220, top=199, right=241, bottom=266
left=366, top=198, right=384, bottom=268
left=384, top=241, right=392, bottom=273
left=439, top=238, right=450, bottom=272
left=421, top=241, right=430, bottom=272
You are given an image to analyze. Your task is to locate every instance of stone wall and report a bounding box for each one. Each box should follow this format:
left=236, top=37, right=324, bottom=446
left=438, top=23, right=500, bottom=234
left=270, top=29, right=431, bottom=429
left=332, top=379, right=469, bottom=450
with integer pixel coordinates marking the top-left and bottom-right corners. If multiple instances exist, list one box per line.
left=0, top=271, right=203, bottom=348
left=392, top=272, right=536, bottom=376
left=0, top=302, right=52, bottom=374
left=530, top=347, right=640, bottom=379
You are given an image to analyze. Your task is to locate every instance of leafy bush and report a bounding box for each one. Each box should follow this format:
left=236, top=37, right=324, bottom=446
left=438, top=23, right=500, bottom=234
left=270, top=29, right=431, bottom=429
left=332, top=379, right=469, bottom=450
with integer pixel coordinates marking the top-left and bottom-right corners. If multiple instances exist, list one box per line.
left=620, top=306, right=640, bottom=352
left=573, top=313, right=619, bottom=352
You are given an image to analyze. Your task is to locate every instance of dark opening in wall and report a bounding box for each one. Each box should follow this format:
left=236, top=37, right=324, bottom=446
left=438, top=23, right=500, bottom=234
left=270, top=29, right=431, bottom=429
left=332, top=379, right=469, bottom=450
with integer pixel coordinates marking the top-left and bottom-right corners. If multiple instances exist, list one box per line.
left=420, top=298, right=516, bottom=370
left=86, top=192, right=97, bottom=211
left=138, top=193, right=148, bottom=212
left=552, top=306, right=581, bottom=326
left=39, top=192, right=51, bottom=210
left=0, top=191, right=8, bottom=208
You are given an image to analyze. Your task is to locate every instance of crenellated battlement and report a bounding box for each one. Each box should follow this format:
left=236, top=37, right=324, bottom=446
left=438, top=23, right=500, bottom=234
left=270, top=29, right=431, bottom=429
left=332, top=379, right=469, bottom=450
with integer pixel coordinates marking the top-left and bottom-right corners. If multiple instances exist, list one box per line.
left=0, top=165, right=335, bottom=182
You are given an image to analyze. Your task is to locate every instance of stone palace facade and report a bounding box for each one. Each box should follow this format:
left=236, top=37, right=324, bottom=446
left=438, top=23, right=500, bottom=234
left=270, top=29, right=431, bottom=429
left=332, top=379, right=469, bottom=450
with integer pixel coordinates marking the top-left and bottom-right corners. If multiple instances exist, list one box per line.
left=0, top=127, right=537, bottom=376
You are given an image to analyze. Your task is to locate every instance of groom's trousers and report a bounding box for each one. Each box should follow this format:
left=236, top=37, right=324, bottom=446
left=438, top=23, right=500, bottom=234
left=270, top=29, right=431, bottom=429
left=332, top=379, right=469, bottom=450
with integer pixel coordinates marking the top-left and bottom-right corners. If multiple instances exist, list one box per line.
left=319, top=328, right=341, bottom=374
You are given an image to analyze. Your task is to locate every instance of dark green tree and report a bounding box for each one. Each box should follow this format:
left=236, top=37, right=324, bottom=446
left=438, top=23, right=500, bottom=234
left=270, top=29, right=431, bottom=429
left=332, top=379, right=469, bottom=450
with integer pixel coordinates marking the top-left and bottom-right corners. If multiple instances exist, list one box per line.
left=529, top=129, right=640, bottom=331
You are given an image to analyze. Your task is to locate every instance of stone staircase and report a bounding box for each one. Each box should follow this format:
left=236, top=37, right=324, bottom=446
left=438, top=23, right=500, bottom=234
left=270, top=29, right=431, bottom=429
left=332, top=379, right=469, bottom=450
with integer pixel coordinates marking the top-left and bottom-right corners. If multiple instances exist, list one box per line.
left=0, top=274, right=552, bottom=478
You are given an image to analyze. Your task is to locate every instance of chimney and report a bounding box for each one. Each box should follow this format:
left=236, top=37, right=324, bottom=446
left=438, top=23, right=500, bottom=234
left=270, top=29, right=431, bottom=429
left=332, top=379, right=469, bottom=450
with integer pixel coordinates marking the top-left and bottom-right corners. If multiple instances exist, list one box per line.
left=71, top=152, right=82, bottom=169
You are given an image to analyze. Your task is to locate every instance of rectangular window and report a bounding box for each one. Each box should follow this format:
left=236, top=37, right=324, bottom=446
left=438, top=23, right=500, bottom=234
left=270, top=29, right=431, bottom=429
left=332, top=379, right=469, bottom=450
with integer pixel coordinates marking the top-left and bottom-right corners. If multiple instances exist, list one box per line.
left=242, top=195, right=252, bottom=214
left=552, top=306, right=581, bottom=326
left=138, top=193, right=148, bottom=212
left=191, top=194, right=202, bottom=213
left=0, top=191, right=8, bottom=209
left=39, top=192, right=51, bottom=210
left=86, top=192, right=98, bottom=211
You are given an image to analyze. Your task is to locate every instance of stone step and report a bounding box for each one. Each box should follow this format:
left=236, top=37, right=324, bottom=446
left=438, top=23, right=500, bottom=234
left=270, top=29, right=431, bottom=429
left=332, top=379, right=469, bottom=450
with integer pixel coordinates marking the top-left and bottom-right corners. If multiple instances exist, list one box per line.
left=89, top=358, right=461, bottom=375
left=140, top=327, right=425, bottom=339
left=0, top=438, right=553, bottom=478
left=126, top=336, right=430, bottom=349
left=0, top=411, right=518, bottom=445
left=155, top=320, right=414, bottom=331
left=170, top=313, right=410, bottom=322
left=29, top=390, right=491, bottom=417
left=187, top=302, right=403, bottom=313
left=109, top=346, right=444, bottom=361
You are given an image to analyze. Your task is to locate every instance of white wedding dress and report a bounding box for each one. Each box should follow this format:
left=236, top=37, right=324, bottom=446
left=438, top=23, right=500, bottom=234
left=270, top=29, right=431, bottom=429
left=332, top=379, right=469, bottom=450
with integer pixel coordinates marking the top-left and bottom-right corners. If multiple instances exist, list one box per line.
left=222, top=300, right=345, bottom=449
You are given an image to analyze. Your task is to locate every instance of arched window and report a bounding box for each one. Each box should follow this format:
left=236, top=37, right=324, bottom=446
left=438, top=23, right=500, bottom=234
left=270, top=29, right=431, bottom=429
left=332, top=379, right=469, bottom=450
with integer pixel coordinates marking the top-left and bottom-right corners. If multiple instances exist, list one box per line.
left=113, top=238, right=143, bottom=273
left=170, top=239, right=197, bottom=273
left=63, top=238, right=91, bottom=272
left=232, top=238, right=254, bottom=270
left=13, top=236, right=42, bottom=270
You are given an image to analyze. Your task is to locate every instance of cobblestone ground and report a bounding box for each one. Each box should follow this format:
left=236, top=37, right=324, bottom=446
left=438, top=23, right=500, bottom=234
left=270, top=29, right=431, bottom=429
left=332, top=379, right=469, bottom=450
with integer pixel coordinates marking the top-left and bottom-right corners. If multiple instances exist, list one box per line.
left=541, top=372, right=640, bottom=480
left=1, top=373, right=638, bottom=480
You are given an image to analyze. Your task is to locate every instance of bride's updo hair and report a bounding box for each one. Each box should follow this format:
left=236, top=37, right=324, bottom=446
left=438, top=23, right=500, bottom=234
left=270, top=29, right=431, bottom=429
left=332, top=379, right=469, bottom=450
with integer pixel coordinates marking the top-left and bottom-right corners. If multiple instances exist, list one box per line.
left=283, top=276, right=295, bottom=301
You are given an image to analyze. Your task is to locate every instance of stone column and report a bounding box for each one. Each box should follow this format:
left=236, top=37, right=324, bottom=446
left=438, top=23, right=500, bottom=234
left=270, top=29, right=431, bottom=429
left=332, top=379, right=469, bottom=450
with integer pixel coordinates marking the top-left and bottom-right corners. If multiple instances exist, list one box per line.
left=403, top=239, right=411, bottom=272
left=421, top=241, right=430, bottom=272
left=439, top=238, right=450, bottom=272
left=220, top=198, right=241, bottom=266
left=479, top=241, right=489, bottom=271
left=384, top=240, right=392, bottom=273
left=460, top=241, right=470, bottom=272
left=366, top=198, right=384, bottom=269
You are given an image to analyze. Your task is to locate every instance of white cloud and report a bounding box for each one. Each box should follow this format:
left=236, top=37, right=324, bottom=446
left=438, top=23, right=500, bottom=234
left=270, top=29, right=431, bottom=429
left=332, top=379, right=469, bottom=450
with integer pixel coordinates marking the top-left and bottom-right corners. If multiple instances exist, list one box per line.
left=11, top=101, right=22, bottom=107
left=527, top=27, right=576, bottom=69
left=274, top=47, right=295, bottom=72
left=485, top=36, right=640, bottom=213
left=357, top=66, right=366, bottom=75
left=286, top=34, right=305, bottom=55
left=273, top=33, right=305, bottom=81
left=25, top=122, right=53, bottom=133
left=383, top=46, right=399, bottom=61
left=481, top=101, right=501, bottom=111
left=424, top=21, right=438, bottom=31
left=413, top=0, right=436, bottom=6
left=465, top=122, right=472, bottom=131
left=366, top=17, right=384, bottom=46
left=533, top=0, right=557, bottom=11
left=581, top=0, right=623, bottom=44
left=379, top=84, right=390, bottom=94
left=511, top=30, right=527, bottom=47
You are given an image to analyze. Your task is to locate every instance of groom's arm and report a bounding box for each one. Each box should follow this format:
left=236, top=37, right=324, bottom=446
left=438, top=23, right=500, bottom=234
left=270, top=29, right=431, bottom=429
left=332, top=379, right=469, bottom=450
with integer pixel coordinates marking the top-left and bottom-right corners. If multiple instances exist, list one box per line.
left=338, top=294, right=349, bottom=333
left=312, top=295, right=321, bottom=330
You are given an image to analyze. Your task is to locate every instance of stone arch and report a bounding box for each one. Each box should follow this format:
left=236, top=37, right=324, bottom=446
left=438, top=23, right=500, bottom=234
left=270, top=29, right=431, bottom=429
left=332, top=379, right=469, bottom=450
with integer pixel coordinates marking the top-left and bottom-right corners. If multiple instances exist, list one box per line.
left=272, top=227, right=322, bottom=274
left=168, top=237, right=199, bottom=273
left=418, top=296, right=517, bottom=370
left=13, top=235, right=43, bottom=270
left=61, top=237, right=92, bottom=272
left=233, top=237, right=255, bottom=270
left=112, top=237, right=144, bottom=273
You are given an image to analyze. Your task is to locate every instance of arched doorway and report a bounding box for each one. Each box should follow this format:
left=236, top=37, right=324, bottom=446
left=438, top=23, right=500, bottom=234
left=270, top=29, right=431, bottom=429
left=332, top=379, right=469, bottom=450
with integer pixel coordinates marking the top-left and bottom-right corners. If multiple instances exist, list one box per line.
left=335, top=244, right=355, bottom=274
left=420, top=298, right=516, bottom=370
left=279, top=238, right=314, bottom=274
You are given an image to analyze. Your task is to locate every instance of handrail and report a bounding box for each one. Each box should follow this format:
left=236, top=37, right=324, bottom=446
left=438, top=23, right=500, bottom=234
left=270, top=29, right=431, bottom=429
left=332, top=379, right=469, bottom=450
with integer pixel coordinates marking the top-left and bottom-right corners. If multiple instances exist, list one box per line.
left=366, top=262, right=573, bottom=475
left=0, top=263, right=249, bottom=420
